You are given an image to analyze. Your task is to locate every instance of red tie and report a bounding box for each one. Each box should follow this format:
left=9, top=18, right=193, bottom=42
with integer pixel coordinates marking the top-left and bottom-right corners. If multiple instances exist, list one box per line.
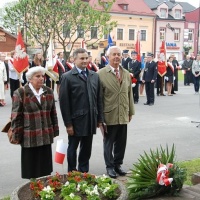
left=114, top=69, right=120, bottom=81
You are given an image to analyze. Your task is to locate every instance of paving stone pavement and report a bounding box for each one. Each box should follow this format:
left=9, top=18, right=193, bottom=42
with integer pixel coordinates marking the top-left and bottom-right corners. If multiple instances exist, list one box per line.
left=1, top=81, right=200, bottom=198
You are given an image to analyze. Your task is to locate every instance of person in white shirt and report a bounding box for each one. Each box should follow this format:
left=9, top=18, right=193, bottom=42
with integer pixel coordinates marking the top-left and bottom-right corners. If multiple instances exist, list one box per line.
left=8, top=50, right=20, bottom=97
left=0, top=53, right=7, bottom=106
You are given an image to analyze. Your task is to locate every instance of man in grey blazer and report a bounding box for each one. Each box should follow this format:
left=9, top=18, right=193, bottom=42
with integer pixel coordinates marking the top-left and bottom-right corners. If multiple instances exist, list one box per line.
left=98, top=46, right=135, bottom=178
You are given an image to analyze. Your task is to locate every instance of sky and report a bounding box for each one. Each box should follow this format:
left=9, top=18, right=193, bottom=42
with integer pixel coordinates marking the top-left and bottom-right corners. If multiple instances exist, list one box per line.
left=0, top=0, right=199, bottom=8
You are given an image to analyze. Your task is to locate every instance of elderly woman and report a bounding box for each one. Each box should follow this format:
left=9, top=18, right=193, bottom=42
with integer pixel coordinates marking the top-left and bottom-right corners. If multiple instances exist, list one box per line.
left=11, top=66, right=59, bottom=179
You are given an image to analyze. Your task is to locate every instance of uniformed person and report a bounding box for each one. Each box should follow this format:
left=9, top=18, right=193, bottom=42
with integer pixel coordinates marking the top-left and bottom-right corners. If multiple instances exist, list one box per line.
left=142, top=53, right=157, bottom=106
left=121, top=50, right=131, bottom=70
left=128, top=51, right=141, bottom=104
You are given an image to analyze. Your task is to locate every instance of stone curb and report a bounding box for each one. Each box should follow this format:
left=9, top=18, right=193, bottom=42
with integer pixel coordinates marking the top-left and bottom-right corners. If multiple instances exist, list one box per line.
left=10, top=176, right=128, bottom=200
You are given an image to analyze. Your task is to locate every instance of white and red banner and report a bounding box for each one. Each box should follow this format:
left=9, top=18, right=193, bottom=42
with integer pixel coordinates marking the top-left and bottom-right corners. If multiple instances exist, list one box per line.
left=53, top=59, right=65, bottom=74
left=158, top=41, right=167, bottom=77
left=157, top=163, right=173, bottom=186
left=13, top=31, right=29, bottom=73
left=66, top=62, right=73, bottom=70
left=167, top=62, right=174, bottom=73
left=55, top=139, right=68, bottom=164
left=81, top=39, right=87, bottom=50
left=46, top=36, right=56, bottom=69
left=135, top=31, right=141, bottom=61
left=87, top=62, right=99, bottom=72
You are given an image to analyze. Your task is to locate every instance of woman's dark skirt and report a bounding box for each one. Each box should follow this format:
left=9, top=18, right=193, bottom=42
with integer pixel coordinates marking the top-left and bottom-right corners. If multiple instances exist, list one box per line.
left=21, top=144, right=53, bottom=179
left=166, top=75, right=174, bottom=83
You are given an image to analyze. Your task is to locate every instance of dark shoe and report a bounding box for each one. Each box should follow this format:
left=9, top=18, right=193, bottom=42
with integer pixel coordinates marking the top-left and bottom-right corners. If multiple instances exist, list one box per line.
left=134, top=101, right=138, bottom=104
left=107, top=168, right=117, bottom=178
left=157, top=93, right=160, bottom=96
left=144, top=102, right=149, bottom=105
left=160, top=94, right=166, bottom=96
left=149, top=103, right=154, bottom=106
left=171, top=92, right=176, bottom=94
left=114, top=166, right=127, bottom=176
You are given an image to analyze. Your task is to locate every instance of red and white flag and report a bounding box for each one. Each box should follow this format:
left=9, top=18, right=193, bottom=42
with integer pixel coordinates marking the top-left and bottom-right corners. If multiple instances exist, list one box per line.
left=158, top=40, right=167, bottom=77
left=53, top=59, right=65, bottom=74
left=13, top=31, right=29, bottom=73
left=81, top=39, right=87, bottom=50
left=46, top=36, right=56, bottom=69
left=55, top=139, right=68, bottom=164
left=135, top=31, right=141, bottom=61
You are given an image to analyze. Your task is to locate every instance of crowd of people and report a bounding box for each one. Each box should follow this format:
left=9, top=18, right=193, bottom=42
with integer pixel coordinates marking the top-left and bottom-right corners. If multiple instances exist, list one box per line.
left=0, top=46, right=200, bottom=180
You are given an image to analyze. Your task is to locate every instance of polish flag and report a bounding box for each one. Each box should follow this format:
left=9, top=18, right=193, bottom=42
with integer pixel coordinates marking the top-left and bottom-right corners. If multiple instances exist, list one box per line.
left=81, top=39, right=87, bottom=50
left=135, top=31, right=141, bottom=61
left=55, top=139, right=67, bottom=164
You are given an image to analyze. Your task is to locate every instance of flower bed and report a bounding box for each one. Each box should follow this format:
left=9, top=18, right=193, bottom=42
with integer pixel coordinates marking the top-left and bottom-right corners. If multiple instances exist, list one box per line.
left=11, top=171, right=128, bottom=200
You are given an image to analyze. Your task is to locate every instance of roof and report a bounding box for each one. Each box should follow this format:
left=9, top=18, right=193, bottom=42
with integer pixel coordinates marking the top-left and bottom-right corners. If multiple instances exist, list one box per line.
left=0, top=27, right=17, bottom=39
left=144, top=0, right=196, bottom=13
left=89, top=0, right=155, bottom=17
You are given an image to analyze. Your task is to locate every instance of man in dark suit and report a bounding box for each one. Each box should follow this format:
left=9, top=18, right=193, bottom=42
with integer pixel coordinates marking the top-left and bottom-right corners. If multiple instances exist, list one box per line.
left=142, top=53, right=157, bottom=106
left=128, top=51, right=141, bottom=104
left=121, top=50, right=131, bottom=70
left=59, top=48, right=103, bottom=173
left=182, top=55, right=193, bottom=86
left=171, top=55, right=180, bottom=94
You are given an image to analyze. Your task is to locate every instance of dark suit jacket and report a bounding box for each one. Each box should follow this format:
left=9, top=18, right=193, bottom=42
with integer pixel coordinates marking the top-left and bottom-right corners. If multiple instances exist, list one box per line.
left=143, top=61, right=157, bottom=82
left=59, top=67, right=103, bottom=136
left=122, top=57, right=131, bottom=70
left=182, top=59, right=193, bottom=70
left=128, top=60, right=141, bottom=80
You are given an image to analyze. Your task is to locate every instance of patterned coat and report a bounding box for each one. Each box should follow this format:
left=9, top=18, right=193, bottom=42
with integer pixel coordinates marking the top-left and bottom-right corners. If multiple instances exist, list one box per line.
left=11, top=84, right=59, bottom=147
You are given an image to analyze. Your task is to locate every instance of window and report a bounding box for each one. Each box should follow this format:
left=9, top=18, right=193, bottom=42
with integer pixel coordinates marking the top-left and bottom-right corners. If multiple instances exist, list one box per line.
left=123, top=5, right=128, bottom=10
left=174, top=28, right=180, bottom=41
left=77, top=26, right=84, bottom=38
left=117, top=28, right=123, bottom=40
left=104, top=34, right=108, bottom=39
left=140, top=30, right=146, bottom=41
left=160, top=28, right=166, bottom=40
left=91, top=27, right=97, bottom=39
left=63, top=24, right=70, bottom=38
left=188, top=29, right=193, bottom=41
left=129, top=29, right=135, bottom=40
left=175, top=9, right=181, bottom=19
left=160, top=8, right=167, bottom=18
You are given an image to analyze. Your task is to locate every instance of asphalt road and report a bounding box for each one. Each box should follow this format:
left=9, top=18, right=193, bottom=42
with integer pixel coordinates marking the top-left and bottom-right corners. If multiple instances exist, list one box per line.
left=1, top=81, right=200, bottom=198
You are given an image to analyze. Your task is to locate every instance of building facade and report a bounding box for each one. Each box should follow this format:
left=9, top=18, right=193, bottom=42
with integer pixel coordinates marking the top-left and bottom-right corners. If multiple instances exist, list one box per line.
left=0, top=27, right=17, bottom=55
left=185, top=8, right=200, bottom=55
left=53, top=0, right=156, bottom=60
left=144, top=0, right=196, bottom=60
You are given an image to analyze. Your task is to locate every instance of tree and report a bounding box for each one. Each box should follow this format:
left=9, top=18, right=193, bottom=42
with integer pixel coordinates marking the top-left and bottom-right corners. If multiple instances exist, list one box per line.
left=3, top=0, right=116, bottom=59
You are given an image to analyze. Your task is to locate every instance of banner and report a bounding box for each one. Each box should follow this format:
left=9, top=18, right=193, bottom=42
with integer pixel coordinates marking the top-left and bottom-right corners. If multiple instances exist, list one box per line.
left=55, top=139, right=68, bottom=164
left=135, top=31, right=141, bottom=61
left=158, top=40, right=167, bottom=77
left=13, top=31, right=29, bottom=73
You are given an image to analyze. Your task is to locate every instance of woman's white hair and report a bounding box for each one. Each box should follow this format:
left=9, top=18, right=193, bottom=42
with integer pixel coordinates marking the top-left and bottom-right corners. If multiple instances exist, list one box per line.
left=106, top=46, right=122, bottom=56
left=26, top=66, right=46, bottom=82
